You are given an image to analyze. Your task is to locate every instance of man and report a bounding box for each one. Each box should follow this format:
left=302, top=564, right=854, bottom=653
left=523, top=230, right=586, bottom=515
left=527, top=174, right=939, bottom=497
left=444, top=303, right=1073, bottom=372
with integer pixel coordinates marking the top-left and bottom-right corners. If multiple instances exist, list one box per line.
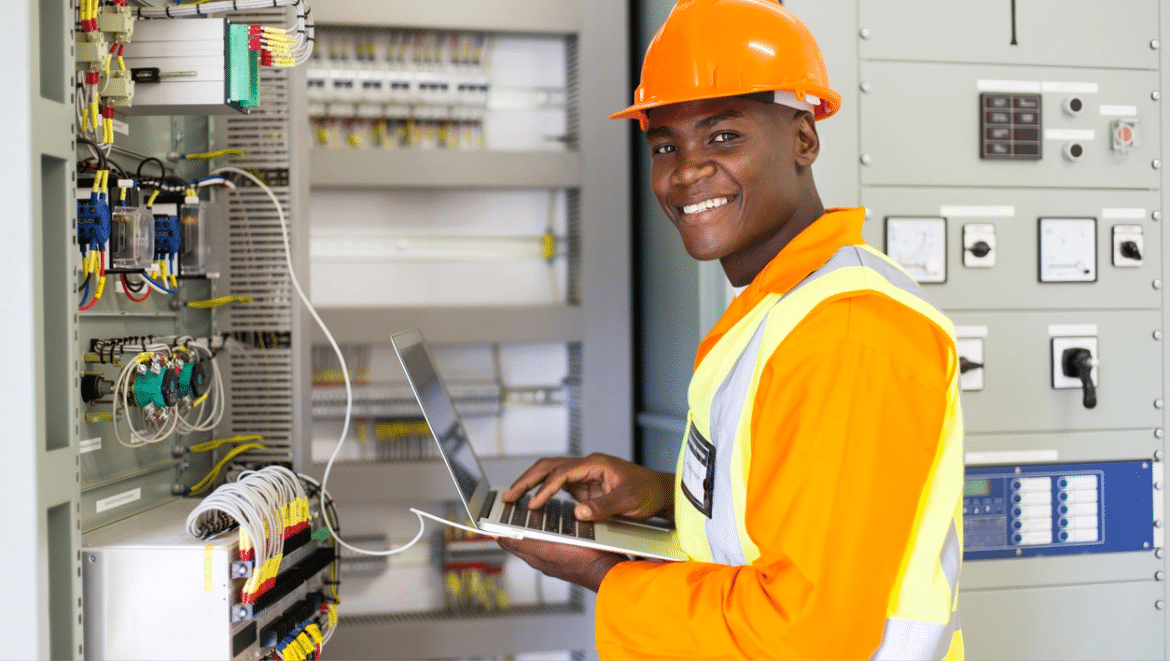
left=499, top=1, right=964, bottom=658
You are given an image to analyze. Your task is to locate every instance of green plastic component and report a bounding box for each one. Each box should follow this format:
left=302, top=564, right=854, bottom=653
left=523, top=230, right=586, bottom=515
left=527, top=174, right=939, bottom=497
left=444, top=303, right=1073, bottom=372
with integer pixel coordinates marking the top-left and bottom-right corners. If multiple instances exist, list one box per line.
left=227, top=24, right=260, bottom=109
left=133, top=366, right=179, bottom=409
left=312, top=528, right=331, bottom=543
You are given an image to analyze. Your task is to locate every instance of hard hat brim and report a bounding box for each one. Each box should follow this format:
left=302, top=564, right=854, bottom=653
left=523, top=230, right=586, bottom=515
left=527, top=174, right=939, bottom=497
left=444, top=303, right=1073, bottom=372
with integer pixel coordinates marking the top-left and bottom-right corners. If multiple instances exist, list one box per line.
left=609, top=85, right=842, bottom=129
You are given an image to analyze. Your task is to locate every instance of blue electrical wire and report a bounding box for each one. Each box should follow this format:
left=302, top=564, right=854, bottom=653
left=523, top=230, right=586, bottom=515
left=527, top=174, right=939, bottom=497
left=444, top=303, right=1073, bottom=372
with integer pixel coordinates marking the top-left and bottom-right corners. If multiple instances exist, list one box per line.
left=142, top=273, right=177, bottom=295
left=78, top=279, right=92, bottom=308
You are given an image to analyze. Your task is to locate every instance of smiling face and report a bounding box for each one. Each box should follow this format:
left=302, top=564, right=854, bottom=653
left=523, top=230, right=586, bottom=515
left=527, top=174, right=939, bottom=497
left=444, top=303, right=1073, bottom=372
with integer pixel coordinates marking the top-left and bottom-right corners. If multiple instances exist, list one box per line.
left=646, top=95, right=823, bottom=286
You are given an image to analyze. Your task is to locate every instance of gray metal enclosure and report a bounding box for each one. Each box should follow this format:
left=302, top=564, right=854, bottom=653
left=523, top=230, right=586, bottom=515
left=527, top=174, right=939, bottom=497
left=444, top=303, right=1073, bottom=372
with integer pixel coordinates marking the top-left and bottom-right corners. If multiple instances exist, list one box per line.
left=635, top=1, right=1170, bottom=658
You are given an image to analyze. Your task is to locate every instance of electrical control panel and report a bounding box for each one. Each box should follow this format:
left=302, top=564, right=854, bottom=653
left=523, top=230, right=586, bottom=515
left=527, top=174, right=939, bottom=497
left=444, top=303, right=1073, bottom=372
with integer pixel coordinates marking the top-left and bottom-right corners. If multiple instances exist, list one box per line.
left=808, top=1, right=1170, bottom=657
left=963, top=461, right=1157, bottom=559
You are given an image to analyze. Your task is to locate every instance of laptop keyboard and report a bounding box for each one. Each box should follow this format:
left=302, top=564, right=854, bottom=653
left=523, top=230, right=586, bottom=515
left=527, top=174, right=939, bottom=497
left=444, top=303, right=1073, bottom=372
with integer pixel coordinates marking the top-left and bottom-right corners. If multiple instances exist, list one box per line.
left=499, top=496, right=594, bottom=540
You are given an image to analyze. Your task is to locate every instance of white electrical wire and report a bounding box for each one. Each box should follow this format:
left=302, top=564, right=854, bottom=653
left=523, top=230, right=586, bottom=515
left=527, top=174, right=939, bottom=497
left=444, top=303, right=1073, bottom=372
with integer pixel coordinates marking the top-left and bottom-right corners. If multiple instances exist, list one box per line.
left=211, top=167, right=520, bottom=557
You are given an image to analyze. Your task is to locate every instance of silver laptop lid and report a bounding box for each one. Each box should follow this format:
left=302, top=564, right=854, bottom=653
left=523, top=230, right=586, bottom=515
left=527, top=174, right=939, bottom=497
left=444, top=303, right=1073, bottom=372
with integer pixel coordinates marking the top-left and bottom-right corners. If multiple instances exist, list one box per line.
left=391, top=329, right=492, bottom=523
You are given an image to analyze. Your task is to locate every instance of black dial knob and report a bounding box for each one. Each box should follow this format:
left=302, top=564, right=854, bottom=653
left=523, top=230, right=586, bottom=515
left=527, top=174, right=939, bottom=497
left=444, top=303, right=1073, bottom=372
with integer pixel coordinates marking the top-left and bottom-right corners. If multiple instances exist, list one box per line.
left=1121, top=240, right=1142, bottom=261
left=969, top=241, right=992, bottom=258
left=959, top=356, right=984, bottom=374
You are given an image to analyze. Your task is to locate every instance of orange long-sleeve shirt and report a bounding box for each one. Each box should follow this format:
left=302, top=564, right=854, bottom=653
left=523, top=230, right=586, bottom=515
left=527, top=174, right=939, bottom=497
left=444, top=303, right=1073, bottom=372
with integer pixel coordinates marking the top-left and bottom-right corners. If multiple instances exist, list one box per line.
left=595, top=208, right=954, bottom=659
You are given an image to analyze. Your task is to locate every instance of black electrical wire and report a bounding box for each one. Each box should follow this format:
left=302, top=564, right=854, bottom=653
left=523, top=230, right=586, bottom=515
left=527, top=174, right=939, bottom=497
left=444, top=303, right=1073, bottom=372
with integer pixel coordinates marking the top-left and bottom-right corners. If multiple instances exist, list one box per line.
left=75, top=137, right=108, bottom=171
left=76, top=272, right=93, bottom=293
left=136, top=156, right=166, bottom=180
left=122, top=274, right=147, bottom=293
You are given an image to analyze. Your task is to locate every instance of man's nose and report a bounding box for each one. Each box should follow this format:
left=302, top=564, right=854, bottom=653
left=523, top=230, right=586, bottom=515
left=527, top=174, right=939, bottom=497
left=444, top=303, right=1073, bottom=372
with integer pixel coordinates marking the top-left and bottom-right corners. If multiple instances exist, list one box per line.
left=674, top=151, right=716, bottom=186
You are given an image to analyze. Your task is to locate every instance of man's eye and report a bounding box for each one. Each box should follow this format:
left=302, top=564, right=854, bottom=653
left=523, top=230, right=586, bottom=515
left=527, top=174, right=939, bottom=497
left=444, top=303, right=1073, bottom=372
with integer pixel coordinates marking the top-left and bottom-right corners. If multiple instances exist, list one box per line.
left=652, top=144, right=675, bottom=155
left=712, top=132, right=737, bottom=143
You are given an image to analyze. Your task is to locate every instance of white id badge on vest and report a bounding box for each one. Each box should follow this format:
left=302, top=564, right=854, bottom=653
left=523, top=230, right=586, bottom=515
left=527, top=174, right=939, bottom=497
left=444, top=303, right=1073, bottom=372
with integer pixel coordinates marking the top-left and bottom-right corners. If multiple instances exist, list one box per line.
left=681, top=420, right=716, bottom=518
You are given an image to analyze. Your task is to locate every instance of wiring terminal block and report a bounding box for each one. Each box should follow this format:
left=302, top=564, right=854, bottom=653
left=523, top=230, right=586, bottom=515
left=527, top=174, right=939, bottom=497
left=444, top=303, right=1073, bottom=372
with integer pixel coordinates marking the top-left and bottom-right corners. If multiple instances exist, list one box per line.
left=78, top=198, right=112, bottom=254
left=75, top=32, right=109, bottom=66
left=98, top=5, right=135, bottom=38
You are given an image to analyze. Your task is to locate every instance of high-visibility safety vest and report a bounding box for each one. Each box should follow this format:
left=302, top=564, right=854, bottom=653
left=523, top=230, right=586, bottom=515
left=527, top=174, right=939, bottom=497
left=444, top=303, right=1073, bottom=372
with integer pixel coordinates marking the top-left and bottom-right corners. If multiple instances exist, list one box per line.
left=674, top=243, right=964, bottom=660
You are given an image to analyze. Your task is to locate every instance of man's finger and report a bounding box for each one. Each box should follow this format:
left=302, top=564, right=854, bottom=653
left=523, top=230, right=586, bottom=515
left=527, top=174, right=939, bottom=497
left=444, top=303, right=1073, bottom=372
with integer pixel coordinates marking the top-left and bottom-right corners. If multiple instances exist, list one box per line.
left=528, top=461, right=604, bottom=509
left=502, top=457, right=568, bottom=501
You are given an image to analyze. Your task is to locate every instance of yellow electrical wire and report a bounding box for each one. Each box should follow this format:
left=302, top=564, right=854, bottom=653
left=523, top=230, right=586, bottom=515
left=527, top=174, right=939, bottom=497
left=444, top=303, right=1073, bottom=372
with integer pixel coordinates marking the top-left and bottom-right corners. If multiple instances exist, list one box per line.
left=184, top=296, right=254, bottom=309
left=374, top=420, right=430, bottom=441
left=147, top=189, right=160, bottom=208
left=180, top=149, right=244, bottom=161
left=187, top=442, right=267, bottom=496
left=188, top=434, right=264, bottom=453
left=86, top=412, right=114, bottom=423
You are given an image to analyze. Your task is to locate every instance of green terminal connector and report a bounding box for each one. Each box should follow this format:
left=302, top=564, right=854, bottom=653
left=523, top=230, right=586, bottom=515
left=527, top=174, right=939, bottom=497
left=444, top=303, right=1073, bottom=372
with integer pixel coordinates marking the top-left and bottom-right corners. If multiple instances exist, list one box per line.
left=227, top=24, right=260, bottom=109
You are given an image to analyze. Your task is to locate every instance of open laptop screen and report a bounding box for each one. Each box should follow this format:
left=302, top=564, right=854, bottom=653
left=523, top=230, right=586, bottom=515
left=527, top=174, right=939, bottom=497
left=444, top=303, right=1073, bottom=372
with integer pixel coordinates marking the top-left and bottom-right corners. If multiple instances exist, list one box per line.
left=392, top=329, right=487, bottom=509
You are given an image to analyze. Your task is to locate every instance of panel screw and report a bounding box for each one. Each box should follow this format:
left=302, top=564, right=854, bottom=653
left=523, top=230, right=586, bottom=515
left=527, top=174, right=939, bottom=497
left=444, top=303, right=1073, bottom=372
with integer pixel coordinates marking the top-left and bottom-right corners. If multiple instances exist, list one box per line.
left=1158, top=548, right=1166, bottom=559
left=1154, top=211, right=1163, bottom=222
left=1156, top=428, right=1165, bottom=439
left=1158, top=571, right=1165, bottom=581
left=1154, top=91, right=1162, bottom=101
left=1157, top=600, right=1165, bottom=611
left=1156, top=330, right=1164, bottom=340
left=860, top=82, right=872, bottom=93
left=860, top=154, right=873, bottom=165
left=1157, top=399, right=1165, bottom=409
left=860, top=28, right=872, bottom=39
left=1154, top=160, right=1163, bottom=170
left=1157, top=449, right=1166, bottom=460
left=1154, top=280, right=1163, bottom=290
left=1152, top=39, right=1161, bottom=50
left=1157, top=519, right=1165, bottom=529
left=88, top=555, right=96, bottom=563
left=1157, top=481, right=1164, bottom=490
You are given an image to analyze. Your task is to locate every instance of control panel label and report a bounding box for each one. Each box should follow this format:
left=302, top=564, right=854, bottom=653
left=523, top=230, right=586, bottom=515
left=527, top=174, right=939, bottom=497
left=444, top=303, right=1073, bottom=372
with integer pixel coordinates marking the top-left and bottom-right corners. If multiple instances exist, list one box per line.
left=96, top=488, right=142, bottom=514
left=80, top=436, right=102, bottom=454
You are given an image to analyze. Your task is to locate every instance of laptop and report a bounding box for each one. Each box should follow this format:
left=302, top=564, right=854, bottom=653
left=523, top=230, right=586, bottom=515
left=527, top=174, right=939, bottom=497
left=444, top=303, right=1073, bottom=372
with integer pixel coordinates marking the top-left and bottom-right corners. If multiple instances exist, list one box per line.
left=392, top=329, right=686, bottom=562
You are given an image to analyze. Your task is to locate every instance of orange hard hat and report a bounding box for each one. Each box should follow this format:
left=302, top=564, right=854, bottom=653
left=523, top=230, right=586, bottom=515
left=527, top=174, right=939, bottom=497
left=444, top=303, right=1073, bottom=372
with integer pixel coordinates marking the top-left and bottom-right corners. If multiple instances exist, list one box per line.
left=610, top=0, right=841, bottom=129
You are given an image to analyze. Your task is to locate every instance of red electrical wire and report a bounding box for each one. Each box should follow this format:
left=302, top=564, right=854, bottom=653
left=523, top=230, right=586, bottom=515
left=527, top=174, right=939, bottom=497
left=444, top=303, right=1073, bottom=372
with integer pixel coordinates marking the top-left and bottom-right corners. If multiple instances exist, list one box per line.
left=121, top=274, right=151, bottom=302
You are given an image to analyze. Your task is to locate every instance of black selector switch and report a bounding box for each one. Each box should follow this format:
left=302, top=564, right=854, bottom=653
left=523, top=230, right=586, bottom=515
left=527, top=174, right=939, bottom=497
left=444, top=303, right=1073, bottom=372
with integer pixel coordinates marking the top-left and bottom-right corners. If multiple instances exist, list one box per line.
left=969, top=241, right=992, bottom=258
left=959, top=356, right=984, bottom=374
left=1121, top=241, right=1142, bottom=261
left=1061, top=348, right=1097, bottom=409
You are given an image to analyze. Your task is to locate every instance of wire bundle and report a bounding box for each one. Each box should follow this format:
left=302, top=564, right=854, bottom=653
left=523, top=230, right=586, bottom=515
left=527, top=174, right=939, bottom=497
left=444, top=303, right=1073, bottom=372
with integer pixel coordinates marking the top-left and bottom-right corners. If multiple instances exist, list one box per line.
left=250, top=25, right=296, bottom=68
left=134, top=0, right=315, bottom=66
left=186, top=467, right=311, bottom=603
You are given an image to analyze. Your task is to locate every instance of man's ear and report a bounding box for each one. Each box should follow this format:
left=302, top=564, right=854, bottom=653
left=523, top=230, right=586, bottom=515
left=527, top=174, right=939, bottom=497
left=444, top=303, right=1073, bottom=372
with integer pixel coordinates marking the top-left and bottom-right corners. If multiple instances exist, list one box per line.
left=793, top=112, right=820, bottom=167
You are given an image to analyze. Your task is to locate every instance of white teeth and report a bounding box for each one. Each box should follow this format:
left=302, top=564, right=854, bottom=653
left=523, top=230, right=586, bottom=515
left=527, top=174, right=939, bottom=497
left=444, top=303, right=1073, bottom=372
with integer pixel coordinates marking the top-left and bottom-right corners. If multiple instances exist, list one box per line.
left=682, top=197, right=729, bottom=215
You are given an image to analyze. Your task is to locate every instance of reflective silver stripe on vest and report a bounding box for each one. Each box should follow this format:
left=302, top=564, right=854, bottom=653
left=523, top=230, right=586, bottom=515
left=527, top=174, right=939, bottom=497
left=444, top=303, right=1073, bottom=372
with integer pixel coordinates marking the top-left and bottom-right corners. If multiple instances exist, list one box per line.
left=871, top=612, right=961, bottom=661
left=788, top=245, right=938, bottom=310
left=704, top=315, right=770, bottom=565
left=870, top=521, right=963, bottom=661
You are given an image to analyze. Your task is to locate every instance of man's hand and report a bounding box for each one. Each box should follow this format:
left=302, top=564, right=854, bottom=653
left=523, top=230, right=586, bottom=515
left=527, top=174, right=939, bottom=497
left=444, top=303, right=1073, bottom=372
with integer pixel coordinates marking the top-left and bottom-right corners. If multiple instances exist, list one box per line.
left=497, top=537, right=626, bottom=592
left=502, top=452, right=675, bottom=522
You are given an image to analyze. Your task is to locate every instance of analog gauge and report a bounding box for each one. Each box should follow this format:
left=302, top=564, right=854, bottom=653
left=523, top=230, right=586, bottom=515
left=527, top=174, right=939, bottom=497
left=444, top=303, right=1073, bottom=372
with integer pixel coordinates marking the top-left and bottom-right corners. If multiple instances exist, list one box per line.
left=1039, top=218, right=1096, bottom=282
left=885, top=217, right=947, bottom=283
